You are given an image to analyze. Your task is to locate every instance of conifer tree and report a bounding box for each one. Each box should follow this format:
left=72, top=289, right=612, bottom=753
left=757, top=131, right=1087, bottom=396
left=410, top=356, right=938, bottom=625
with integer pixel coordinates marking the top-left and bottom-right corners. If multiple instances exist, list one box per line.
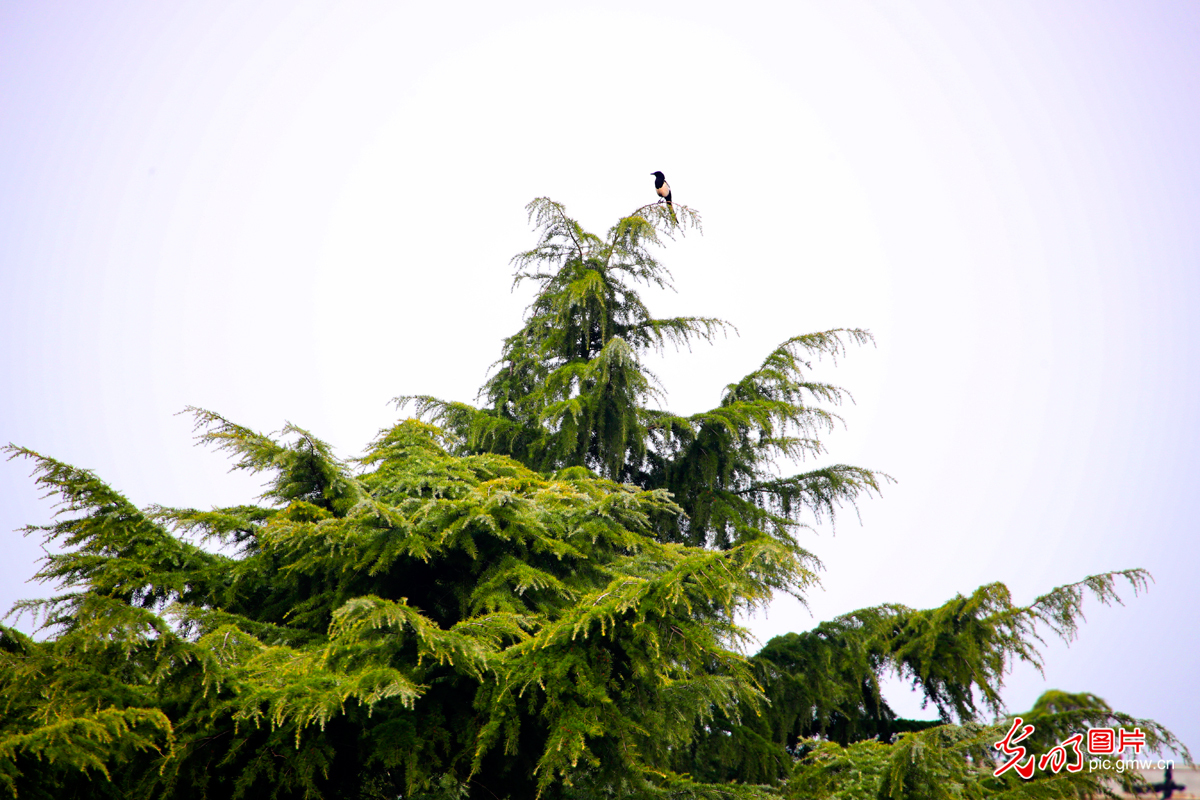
left=1, top=198, right=1185, bottom=799
left=407, top=199, right=882, bottom=553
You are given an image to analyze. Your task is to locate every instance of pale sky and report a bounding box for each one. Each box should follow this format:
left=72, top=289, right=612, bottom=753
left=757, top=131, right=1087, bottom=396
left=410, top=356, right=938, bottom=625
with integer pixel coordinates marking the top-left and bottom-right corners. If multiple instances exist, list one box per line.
left=2, top=2, right=1198, bottom=752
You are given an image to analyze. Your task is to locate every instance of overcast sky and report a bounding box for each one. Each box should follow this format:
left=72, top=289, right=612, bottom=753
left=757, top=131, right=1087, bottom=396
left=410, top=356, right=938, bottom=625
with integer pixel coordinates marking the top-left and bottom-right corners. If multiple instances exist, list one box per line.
left=3, top=1, right=1198, bottom=753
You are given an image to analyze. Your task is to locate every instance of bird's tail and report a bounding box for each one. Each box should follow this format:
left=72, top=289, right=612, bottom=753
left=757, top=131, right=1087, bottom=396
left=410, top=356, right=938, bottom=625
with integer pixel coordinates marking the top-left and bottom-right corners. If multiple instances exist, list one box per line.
left=667, top=199, right=677, bottom=225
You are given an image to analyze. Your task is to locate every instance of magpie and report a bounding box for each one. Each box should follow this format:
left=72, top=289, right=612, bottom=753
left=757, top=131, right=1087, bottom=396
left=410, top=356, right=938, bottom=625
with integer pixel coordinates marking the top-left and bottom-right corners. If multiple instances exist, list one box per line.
left=650, top=171, right=677, bottom=222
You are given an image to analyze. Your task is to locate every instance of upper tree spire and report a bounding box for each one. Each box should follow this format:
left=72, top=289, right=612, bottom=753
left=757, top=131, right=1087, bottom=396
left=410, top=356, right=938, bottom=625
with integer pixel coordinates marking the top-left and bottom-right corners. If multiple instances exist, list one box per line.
left=406, top=198, right=884, bottom=551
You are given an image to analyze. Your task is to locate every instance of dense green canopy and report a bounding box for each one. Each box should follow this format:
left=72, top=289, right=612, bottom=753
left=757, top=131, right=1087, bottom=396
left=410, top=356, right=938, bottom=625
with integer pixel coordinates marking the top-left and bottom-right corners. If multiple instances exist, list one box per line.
left=1, top=199, right=1184, bottom=799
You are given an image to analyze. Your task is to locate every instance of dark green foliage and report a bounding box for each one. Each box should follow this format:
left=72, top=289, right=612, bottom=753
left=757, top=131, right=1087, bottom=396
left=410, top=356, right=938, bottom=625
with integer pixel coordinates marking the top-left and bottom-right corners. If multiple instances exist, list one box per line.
left=406, top=199, right=885, bottom=552
left=1, top=199, right=1183, bottom=799
left=676, top=571, right=1189, bottom=792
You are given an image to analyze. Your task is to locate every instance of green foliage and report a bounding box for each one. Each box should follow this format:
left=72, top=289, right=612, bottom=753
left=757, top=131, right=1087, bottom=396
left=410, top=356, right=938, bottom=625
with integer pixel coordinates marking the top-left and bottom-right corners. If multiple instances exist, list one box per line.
left=405, top=199, right=886, bottom=552
left=1, top=198, right=1182, bottom=799
left=1, top=412, right=800, bottom=799
left=787, top=695, right=1189, bottom=800
left=665, top=571, right=1180, bottom=789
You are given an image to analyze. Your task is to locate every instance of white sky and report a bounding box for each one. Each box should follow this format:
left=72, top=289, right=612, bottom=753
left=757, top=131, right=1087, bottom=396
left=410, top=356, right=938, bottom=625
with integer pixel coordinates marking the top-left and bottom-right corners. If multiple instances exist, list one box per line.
left=2, top=1, right=1198, bottom=751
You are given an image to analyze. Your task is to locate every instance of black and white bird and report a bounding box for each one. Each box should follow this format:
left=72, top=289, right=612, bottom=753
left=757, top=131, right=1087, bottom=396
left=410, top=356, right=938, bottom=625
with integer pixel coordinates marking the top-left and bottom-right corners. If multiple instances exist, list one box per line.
left=650, top=171, right=677, bottom=222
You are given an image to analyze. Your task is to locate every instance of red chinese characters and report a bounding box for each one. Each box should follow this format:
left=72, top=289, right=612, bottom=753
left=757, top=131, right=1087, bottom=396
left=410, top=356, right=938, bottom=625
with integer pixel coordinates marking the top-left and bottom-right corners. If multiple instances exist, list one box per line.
left=1119, top=727, right=1146, bottom=754
left=1038, top=733, right=1084, bottom=774
left=994, top=717, right=1037, bottom=778
left=1087, top=727, right=1117, bottom=755
left=995, top=721, right=1151, bottom=779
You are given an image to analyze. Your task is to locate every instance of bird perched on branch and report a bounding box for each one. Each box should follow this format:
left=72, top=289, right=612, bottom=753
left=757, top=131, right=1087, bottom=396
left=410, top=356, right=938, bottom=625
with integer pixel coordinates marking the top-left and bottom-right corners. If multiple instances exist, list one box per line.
left=650, top=171, right=677, bottom=223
